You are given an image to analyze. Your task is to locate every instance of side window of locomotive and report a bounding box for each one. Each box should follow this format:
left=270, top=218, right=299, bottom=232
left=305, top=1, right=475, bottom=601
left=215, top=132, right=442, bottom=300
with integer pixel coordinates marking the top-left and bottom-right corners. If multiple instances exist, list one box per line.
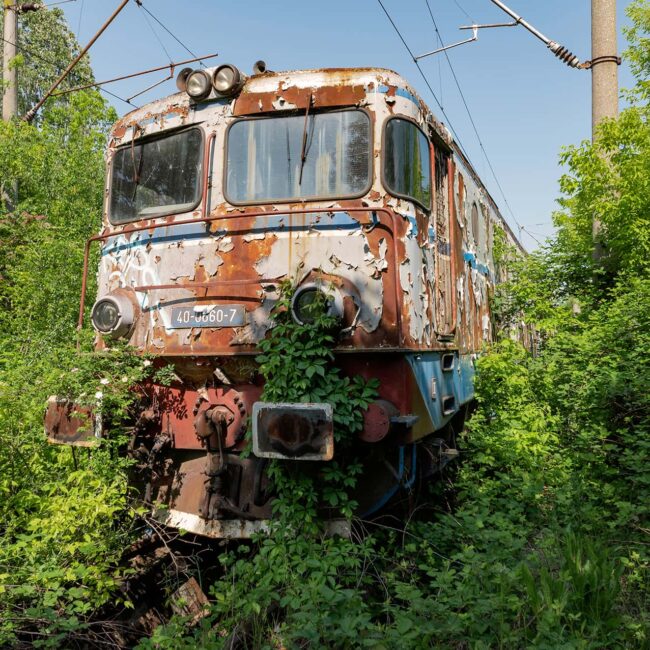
left=225, top=109, right=371, bottom=204
left=471, top=202, right=480, bottom=247
left=109, top=128, right=203, bottom=224
left=479, top=203, right=489, bottom=252
left=383, top=118, right=431, bottom=210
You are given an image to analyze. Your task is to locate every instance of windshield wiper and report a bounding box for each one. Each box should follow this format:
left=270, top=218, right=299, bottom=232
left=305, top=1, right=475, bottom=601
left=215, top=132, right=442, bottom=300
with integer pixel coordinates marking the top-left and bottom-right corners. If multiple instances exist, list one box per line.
left=298, top=94, right=313, bottom=186
left=130, top=127, right=144, bottom=200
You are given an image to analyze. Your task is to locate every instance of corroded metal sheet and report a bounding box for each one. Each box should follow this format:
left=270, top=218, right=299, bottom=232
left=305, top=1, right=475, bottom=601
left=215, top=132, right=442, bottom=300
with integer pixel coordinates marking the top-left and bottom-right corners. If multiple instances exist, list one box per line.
left=95, top=208, right=400, bottom=356
left=45, top=396, right=98, bottom=446
left=154, top=509, right=351, bottom=539
left=154, top=509, right=271, bottom=539
left=151, top=383, right=261, bottom=450
left=93, top=67, right=521, bottom=360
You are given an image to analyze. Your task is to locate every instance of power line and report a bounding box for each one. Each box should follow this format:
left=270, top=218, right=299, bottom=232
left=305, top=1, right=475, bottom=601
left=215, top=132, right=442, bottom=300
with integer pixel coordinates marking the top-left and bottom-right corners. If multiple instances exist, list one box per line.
left=134, top=1, right=205, bottom=68
left=43, top=0, right=78, bottom=7
left=452, top=0, right=475, bottom=23
left=1, top=35, right=137, bottom=108
left=76, top=0, right=84, bottom=40
left=422, top=0, right=522, bottom=234
left=519, top=226, right=542, bottom=246
left=375, top=0, right=471, bottom=162
left=137, top=3, right=172, bottom=63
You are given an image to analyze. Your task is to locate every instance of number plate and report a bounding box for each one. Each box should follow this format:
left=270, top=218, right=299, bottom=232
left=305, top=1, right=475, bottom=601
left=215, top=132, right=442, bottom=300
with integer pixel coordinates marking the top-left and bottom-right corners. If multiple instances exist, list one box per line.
left=169, top=305, right=246, bottom=328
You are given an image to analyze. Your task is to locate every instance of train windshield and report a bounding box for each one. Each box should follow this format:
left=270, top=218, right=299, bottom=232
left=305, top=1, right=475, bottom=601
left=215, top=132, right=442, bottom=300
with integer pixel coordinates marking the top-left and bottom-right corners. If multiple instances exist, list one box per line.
left=225, top=110, right=370, bottom=204
left=109, top=128, right=203, bottom=224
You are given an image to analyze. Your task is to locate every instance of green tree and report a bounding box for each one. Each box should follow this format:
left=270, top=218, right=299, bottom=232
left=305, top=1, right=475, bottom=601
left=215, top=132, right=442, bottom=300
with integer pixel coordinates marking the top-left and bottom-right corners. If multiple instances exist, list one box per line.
left=546, top=0, right=650, bottom=300
left=0, top=8, right=140, bottom=648
left=0, top=5, right=95, bottom=119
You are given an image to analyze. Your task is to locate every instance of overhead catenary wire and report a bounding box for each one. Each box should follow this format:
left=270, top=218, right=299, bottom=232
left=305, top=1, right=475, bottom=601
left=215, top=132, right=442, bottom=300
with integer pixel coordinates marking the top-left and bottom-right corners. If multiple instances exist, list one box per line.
left=434, top=9, right=443, bottom=108
left=76, top=0, right=84, bottom=40
left=422, top=0, right=524, bottom=237
left=519, top=227, right=542, bottom=246
left=1, top=35, right=137, bottom=108
left=376, top=0, right=525, bottom=243
left=375, top=0, right=471, bottom=163
left=49, top=53, right=218, bottom=97
left=452, top=0, right=475, bottom=23
left=134, top=0, right=205, bottom=68
left=43, top=0, right=78, bottom=6
left=136, top=1, right=173, bottom=64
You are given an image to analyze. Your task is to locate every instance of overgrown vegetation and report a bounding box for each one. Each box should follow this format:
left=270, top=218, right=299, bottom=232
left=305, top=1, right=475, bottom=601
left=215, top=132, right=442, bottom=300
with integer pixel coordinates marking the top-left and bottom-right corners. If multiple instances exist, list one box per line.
left=0, top=8, right=146, bottom=647
left=0, top=2, right=648, bottom=648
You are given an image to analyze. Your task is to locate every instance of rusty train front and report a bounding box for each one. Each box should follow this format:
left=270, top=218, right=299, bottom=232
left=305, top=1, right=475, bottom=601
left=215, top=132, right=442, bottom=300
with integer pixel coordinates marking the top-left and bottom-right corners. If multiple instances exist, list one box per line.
left=45, top=64, right=522, bottom=537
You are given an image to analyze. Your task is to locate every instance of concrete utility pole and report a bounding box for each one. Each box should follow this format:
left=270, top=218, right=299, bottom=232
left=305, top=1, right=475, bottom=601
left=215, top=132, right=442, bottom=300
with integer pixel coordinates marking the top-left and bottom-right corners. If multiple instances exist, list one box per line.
left=2, top=0, right=18, bottom=121
left=591, top=0, right=619, bottom=260
left=591, top=0, right=619, bottom=139
left=1, top=1, right=18, bottom=211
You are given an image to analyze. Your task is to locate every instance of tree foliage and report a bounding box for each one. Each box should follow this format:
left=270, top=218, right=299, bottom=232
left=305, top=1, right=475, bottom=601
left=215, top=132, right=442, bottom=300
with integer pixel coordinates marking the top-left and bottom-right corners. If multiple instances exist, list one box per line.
left=0, top=8, right=138, bottom=647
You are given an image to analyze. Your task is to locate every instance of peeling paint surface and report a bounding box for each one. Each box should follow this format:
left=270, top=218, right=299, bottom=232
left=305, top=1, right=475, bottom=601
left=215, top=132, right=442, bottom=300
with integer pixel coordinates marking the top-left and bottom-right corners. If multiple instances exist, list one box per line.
left=91, top=65, right=524, bottom=418
left=254, top=212, right=384, bottom=333
left=95, top=66, right=523, bottom=359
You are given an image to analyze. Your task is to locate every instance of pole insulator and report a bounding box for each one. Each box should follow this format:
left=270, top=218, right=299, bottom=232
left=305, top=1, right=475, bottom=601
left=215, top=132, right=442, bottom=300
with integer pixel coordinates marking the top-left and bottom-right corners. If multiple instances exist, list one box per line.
left=548, top=42, right=582, bottom=68
left=17, top=3, right=42, bottom=12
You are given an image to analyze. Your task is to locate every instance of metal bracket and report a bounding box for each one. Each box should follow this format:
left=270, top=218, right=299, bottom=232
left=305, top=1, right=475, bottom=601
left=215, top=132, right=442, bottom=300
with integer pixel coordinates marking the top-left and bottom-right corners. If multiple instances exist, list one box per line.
left=582, top=55, right=622, bottom=70
left=459, top=21, right=518, bottom=30
left=390, top=415, right=419, bottom=428
left=485, top=0, right=587, bottom=69
left=415, top=25, right=479, bottom=61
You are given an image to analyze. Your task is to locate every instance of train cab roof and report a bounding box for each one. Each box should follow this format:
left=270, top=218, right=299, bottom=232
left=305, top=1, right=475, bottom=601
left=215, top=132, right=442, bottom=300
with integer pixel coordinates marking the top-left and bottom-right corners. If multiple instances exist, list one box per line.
left=110, top=66, right=446, bottom=140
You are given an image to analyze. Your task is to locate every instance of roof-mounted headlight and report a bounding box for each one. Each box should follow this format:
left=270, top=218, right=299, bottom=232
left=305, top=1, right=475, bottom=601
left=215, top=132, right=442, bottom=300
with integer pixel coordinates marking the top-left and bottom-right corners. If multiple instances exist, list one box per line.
left=91, top=292, right=136, bottom=339
left=185, top=69, right=212, bottom=101
left=175, top=67, right=193, bottom=92
left=212, top=64, right=243, bottom=97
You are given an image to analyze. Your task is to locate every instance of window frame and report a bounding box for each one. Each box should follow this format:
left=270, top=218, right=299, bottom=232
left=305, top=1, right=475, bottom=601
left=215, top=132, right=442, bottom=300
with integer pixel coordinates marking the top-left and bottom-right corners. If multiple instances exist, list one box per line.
left=107, top=126, right=205, bottom=226
left=222, top=107, right=374, bottom=207
left=381, top=116, right=432, bottom=212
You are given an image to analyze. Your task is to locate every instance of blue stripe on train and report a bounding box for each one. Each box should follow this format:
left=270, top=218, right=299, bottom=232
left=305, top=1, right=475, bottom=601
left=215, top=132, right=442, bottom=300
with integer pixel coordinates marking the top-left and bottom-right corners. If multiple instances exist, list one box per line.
left=100, top=211, right=362, bottom=256
left=406, top=352, right=475, bottom=432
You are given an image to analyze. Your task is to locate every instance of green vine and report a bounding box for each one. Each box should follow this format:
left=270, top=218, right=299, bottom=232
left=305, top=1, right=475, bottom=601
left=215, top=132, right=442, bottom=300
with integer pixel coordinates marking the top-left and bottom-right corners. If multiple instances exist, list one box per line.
left=255, top=280, right=378, bottom=527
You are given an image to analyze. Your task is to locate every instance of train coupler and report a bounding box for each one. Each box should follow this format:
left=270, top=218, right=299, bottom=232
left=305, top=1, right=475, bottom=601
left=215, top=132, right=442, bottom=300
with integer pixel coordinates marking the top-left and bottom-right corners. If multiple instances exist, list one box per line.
left=252, top=402, right=334, bottom=460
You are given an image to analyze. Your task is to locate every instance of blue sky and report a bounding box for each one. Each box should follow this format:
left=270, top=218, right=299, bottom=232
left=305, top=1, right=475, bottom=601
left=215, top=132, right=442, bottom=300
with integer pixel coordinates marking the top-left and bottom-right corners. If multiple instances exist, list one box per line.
left=59, top=0, right=635, bottom=250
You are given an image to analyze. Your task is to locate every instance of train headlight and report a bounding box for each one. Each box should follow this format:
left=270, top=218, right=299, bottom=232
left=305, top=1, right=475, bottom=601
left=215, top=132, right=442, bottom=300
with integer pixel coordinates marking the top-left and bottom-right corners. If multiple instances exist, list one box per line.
left=175, top=67, right=193, bottom=92
left=91, top=293, right=136, bottom=339
left=290, top=283, right=344, bottom=326
left=212, top=64, right=243, bottom=97
left=185, top=70, right=212, bottom=101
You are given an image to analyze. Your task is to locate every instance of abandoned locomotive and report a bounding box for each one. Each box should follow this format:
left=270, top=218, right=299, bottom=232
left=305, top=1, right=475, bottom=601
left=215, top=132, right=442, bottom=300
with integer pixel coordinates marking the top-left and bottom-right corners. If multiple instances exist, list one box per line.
left=45, top=62, right=523, bottom=537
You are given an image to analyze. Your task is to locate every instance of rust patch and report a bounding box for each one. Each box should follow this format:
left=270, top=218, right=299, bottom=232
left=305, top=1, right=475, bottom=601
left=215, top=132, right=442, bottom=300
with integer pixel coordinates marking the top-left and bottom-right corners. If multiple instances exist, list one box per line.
left=234, top=84, right=368, bottom=116
left=45, top=397, right=97, bottom=446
